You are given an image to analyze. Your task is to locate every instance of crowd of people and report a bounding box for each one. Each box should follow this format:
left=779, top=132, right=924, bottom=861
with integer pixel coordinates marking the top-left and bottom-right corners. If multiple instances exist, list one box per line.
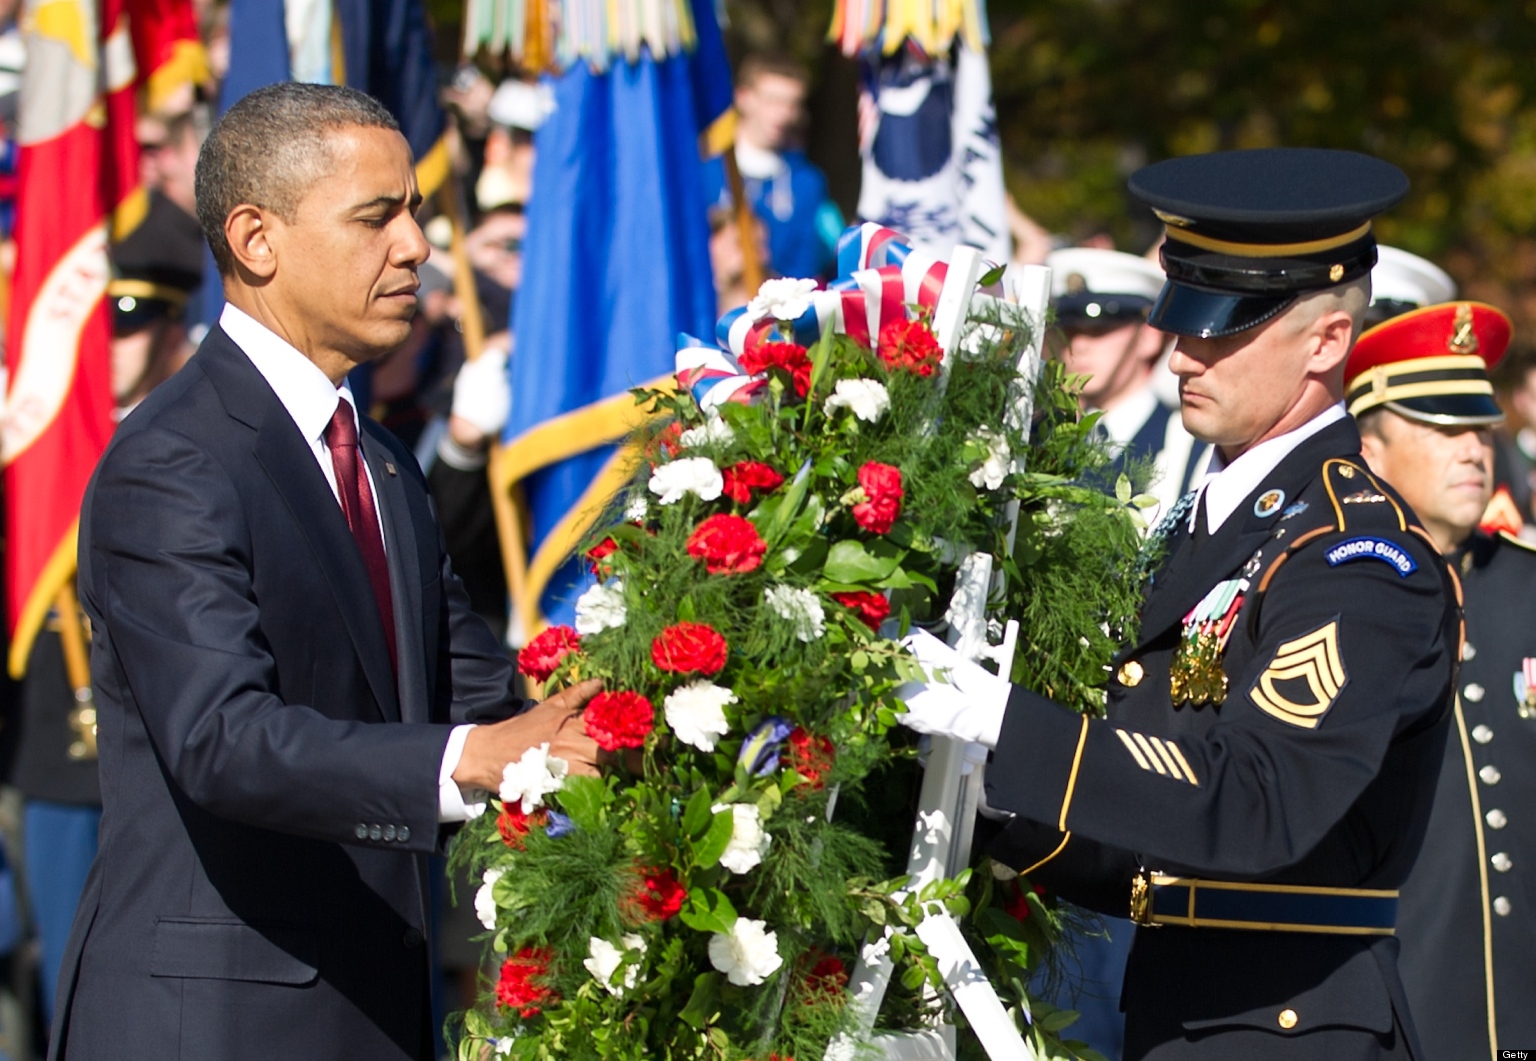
left=0, top=3, right=1529, bottom=1060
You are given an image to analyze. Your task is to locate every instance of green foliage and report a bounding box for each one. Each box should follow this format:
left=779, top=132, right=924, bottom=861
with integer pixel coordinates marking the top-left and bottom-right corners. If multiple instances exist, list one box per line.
left=450, top=299, right=1149, bottom=1060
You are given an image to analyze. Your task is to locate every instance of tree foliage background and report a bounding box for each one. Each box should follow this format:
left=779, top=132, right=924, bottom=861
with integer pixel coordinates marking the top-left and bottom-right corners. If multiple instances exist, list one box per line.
left=724, top=0, right=1536, bottom=347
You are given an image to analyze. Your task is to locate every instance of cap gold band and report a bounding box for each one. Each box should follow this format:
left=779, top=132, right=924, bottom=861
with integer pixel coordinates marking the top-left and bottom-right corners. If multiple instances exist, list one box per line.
left=1346, top=354, right=1494, bottom=416
left=109, top=279, right=189, bottom=307
left=1164, top=220, right=1374, bottom=259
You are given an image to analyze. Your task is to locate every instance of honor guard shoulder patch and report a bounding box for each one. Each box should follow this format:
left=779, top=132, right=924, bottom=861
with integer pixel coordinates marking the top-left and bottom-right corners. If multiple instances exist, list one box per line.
left=1250, top=621, right=1348, bottom=729
left=1324, top=536, right=1418, bottom=577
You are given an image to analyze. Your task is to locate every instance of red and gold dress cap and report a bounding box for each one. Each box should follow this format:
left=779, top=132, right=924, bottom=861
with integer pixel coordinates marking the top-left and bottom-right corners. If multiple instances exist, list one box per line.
left=1345, top=301, right=1511, bottom=426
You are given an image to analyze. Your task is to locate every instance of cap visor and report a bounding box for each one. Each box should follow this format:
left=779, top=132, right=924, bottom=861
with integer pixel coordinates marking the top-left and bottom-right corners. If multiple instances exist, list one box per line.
left=1147, top=281, right=1296, bottom=338
left=1385, top=395, right=1505, bottom=427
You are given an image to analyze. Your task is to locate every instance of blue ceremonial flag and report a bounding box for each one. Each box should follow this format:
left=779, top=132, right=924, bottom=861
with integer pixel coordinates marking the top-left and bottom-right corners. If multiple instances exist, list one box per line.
left=332, top=0, right=450, bottom=197
left=500, top=0, right=734, bottom=636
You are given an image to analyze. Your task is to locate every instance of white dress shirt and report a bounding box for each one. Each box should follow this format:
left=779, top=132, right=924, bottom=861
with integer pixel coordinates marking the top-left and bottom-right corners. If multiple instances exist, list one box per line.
left=220, top=304, right=483, bottom=822
left=1192, top=402, right=1348, bottom=535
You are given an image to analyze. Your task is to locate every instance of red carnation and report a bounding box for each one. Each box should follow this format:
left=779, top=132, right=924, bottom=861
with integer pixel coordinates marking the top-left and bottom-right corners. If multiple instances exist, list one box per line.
left=721, top=461, right=785, bottom=504
left=832, top=590, right=891, bottom=631
left=686, top=514, right=767, bottom=575
left=584, top=690, right=655, bottom=751
left=1002, top=880, right=1047, bottom=922
left=786, top=727, right=835, bottom=789
left=740, top=341, right=813, bottom=397
left=851, top=462, right=904, bottom=534
left=587, top=537, right=619, bottom=574
left=651, top=622, right=729, bottom=676
left=805, top=955, right=849, bottom=998
left=517, top=625, right=581, bottom=682
left=496, top=947, right=556, bottom=1017
left=497, top=805, right=547, bottom=849
left=876, top=318, right=942, bottom=378
left=627, top=866, right=687, bottom=922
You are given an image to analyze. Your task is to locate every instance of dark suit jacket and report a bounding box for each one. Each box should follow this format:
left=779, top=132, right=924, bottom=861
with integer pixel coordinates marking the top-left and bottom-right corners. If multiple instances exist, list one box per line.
left=49, top=326, right=520, bottom=1061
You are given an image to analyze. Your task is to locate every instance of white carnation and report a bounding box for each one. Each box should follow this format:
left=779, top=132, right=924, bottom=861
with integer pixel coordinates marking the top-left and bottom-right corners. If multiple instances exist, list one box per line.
left=823, top=378, right=890, bottom=423
left=764, top=584, right=826, bottom=643
left=708, top=918, right=784, bottom=986
left=474, top=868, right=504, bottom=930
left=712, top=802, right=772, bottom=874
left=499, top=742, right=568, bottom=814
left=664, top=680, right=736, bottom=752
left=679, top=417, right=735, bottom=449
left=967, top=428, right=1012, bottom=491
left=747, top=276, right=818, bottom=322
left=648, top=457, right=724, bottom=505
left=583, top=933, right=646, bottom=995
left=625, top=495, right=649, bottom=522
left=574, top=580, right=627, bottom=635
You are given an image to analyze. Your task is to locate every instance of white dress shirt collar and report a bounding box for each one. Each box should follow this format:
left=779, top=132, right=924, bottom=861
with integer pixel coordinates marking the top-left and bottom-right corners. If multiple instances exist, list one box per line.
left=1096, top=386, right=1160, bottom=447
left=1194, top=403, right=1348, bottom=535
left=220, top=302, right=356, bottom=442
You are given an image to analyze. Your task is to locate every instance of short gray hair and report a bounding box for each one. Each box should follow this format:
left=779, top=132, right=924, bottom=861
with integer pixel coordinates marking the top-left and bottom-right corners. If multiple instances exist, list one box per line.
left=195, top=82, right=400, bottom=275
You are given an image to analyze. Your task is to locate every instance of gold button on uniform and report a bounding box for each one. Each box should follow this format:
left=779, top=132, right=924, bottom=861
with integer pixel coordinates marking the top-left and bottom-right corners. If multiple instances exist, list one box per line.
left=1118, top=660, right=1144, bottom=687
left=1277, top=1008, right=1299, bottom=1030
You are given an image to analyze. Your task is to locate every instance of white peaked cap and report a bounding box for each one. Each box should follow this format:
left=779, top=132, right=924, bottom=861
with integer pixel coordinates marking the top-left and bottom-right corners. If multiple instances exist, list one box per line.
left=488, top=80, right=556, bottom=132
left=1371, top=245, right=1457, bottom=309
left=1046, top=247, right=1167, bottom=301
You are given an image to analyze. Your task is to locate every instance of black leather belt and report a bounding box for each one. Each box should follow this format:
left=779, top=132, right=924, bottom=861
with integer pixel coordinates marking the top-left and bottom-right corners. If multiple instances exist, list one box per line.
left=1130, top=873, right=1398, bottom=936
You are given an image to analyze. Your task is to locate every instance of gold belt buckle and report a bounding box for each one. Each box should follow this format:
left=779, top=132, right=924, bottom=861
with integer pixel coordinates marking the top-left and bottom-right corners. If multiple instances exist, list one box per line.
left=1130, top=871, right=1154, bottom=926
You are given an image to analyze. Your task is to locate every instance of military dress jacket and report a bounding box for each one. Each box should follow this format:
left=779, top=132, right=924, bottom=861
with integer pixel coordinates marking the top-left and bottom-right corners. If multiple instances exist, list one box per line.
left=985, top=418, right=1460, bottom=1061
left=1398, top=529, right=1536, bottom=1061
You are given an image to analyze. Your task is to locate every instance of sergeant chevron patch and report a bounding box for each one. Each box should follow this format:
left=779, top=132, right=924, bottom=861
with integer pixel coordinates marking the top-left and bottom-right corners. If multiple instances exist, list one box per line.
left=1250, top=621, right=1348, bottom=729
left=1115, top=728, right=1200, bottom=785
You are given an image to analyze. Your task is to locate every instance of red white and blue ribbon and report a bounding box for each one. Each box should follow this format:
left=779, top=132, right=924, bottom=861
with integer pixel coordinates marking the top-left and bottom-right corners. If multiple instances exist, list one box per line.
left=676, top=223, right=998, bottom=410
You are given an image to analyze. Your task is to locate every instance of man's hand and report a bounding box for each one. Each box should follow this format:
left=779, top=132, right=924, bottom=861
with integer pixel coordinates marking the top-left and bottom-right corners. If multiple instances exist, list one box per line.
left=893, top=630, right=1011, bottom=748
left=453, top=678, right=604, bottom=791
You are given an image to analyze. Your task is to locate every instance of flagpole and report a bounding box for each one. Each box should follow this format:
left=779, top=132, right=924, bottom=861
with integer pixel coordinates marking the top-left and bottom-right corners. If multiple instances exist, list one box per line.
left=722, top=148, right=764, bottom=296
left=53, top=583, right=98, bottom=761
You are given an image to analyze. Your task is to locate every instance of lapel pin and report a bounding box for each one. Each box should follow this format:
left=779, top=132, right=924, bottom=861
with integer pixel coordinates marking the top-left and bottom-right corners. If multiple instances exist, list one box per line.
left=1253, top=489, right=1285, bottom=518
left=384, top=462, right=397, bottom=477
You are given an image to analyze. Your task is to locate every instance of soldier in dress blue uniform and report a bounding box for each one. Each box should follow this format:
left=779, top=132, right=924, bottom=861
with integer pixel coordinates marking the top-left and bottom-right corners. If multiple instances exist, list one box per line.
left=896, top=148, right=1461, bottom=1060
left=1347, top=302, right=1536, bottom=1060
left=1049, top=247, right=1205, bottom=523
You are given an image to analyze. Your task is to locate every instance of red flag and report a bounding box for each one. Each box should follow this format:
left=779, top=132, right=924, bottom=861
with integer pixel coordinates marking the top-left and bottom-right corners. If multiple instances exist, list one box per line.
left=126, top=0, right=209, bottom=115
left=3, top=0, right=142, bottom=677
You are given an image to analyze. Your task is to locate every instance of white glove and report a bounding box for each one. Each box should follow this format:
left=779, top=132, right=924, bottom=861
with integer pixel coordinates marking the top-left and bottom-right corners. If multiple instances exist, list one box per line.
left=893, top=628, right=1011, bottom=749
left=450, top=345, right=512, bottom=439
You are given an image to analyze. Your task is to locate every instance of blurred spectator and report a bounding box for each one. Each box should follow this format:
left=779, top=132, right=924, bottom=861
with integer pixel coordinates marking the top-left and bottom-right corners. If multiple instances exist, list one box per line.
left=1494, top=346, right=1536, bottom=530
left=136, top=110, right=203, bottom=220
left=708, top=205, right=770, bottom=315
left=702, top=55, right=843, bottom=282
left=475, top=79, right=550, bottom=212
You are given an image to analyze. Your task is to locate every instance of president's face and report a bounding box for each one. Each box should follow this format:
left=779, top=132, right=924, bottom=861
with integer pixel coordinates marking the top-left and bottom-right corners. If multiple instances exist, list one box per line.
left=277, top=125, right=428, bottom=364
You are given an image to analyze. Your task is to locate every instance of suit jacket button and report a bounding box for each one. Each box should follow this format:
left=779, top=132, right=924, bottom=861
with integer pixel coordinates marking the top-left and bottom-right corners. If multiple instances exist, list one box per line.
left=1494, top=896, right=1512, bottom=917
left=1492, top=852, right=1513, bottom=872
left=383, top=824, right=397, bottom=841
left=1464, top=682, right=1485, bottom=702
left=1462, top=641, right=1477, bottom=660
left=1277, top=1009, right=1299, bottom=1030
left=1486, top=808, right=1508, bottom=830
left=403, top=927, right=424, bottom=948
left=1117, top=661, right=1144, bottom=687
left=368, top=825, right=382, bottom=841
left=355, top=823, right=368, bottom=839
left=1473, top=724, right=1494, bottom=744
left=398, top=826, right=410, bottom=842
left=1480, top=764, right=1502, bottom=785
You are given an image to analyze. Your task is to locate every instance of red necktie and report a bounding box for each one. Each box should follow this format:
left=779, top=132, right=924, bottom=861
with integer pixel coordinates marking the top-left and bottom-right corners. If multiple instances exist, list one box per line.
left=325, top=402, right=397, bottom=674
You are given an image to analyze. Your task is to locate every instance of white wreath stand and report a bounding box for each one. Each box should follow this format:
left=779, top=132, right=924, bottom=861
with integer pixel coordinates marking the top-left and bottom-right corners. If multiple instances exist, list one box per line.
left=827, top=256, right=1054, bottom=1061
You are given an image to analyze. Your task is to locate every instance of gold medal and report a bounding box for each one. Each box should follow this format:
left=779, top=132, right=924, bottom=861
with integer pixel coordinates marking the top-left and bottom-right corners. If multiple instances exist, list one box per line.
left=1172, top=579, right=1247, bottom=707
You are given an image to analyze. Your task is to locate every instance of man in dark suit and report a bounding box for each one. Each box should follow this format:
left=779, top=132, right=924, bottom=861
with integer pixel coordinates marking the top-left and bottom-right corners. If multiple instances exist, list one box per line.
left=48, top=82, right=601, bottom=1060
left=898, top=150, right=1460, bottom=1059
left=1349, top=301, right=1536, bottom=1059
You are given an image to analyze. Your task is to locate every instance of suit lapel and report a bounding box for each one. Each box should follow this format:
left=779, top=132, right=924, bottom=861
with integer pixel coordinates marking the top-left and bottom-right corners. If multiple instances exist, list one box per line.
left=198, top=330, right=402, bottom=722
left=1131, top=419, right=1361, bottom=652
left=361, top=428, right=429, bottom=725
